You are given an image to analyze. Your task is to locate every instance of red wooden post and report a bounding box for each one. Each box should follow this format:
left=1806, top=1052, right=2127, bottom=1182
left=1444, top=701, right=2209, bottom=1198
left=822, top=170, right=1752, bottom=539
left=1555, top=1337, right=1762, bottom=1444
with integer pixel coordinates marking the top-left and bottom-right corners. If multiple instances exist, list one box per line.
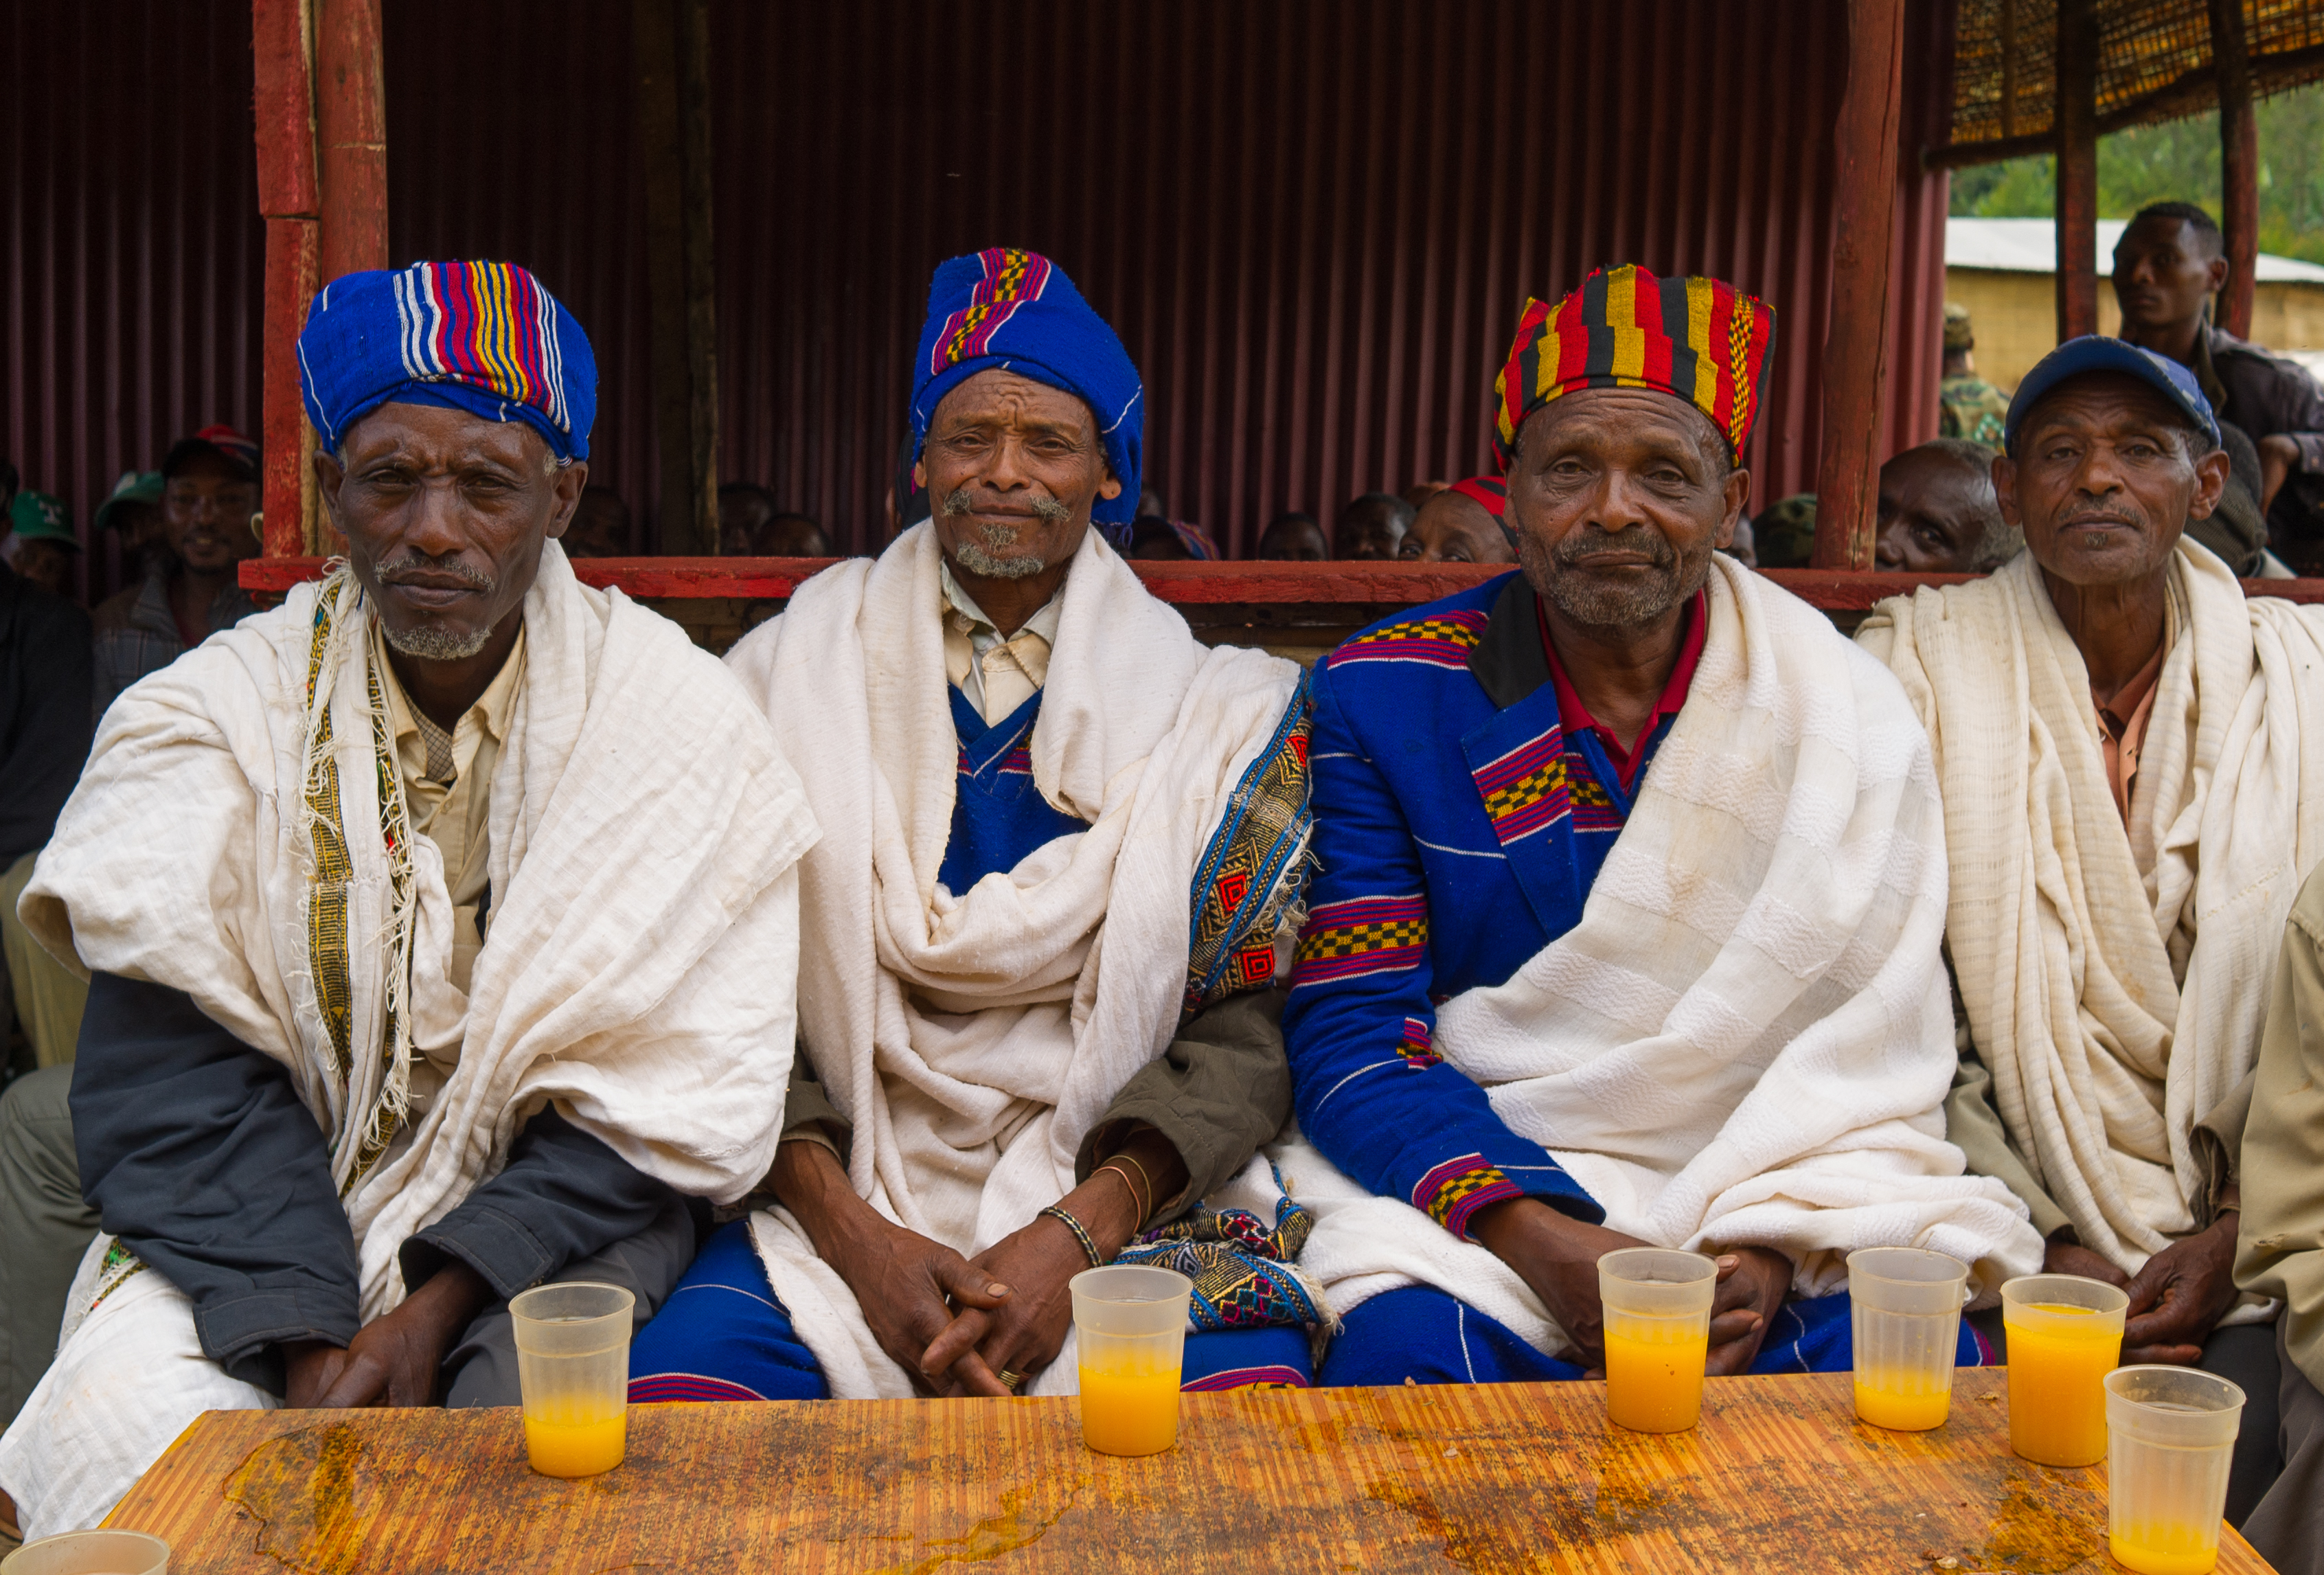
left=2054, top=0, right=2101, bottom=341
left=1811, top=0, right=1906, bottom=571
left=316, top=0, right=389, bottom=285
left=253, top=0, right=319, bottom=559
left=2210, top=0, right=2258, bottom=340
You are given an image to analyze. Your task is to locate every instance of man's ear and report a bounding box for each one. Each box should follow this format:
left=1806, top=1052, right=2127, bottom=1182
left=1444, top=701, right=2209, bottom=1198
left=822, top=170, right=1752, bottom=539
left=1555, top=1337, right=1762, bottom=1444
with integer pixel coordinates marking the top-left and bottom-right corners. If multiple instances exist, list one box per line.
left=2206, top=253, right=2232, bottom=298
left=1098, top=474, right=1124, bottom=503
left=1718, top=467, right=1751, bottom=550
left=1992, top=453, right=2023, bottom=528
left=544, top=460, right=589, bottom=541
left=313, top=447, right=348, bottom=531
left=2186, top=445, right=2231, bottom=522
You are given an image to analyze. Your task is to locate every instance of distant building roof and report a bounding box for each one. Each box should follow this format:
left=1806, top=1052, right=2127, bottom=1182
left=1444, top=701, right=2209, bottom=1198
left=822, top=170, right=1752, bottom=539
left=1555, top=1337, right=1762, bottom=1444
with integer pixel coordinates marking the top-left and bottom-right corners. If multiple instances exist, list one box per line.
left=1946, top=216, right=2324, bottom=284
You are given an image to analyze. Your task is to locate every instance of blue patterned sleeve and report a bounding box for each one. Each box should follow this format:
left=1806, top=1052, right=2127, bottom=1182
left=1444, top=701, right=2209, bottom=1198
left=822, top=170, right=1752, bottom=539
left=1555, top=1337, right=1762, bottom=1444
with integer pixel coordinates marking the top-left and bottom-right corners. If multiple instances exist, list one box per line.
left=1283, top=664, right=1602, bottom=1238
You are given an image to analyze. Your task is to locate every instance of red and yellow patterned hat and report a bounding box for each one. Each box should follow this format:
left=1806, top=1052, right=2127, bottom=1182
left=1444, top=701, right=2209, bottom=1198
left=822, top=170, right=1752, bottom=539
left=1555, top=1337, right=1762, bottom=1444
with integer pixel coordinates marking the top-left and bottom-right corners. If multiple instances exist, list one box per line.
left=1492, top=264, right=1775, bottom=471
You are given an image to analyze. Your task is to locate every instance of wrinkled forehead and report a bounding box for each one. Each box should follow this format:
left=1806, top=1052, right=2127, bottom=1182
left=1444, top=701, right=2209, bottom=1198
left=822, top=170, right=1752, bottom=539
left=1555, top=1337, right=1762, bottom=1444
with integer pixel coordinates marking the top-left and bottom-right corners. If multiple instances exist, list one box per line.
left=343, top=400, right=556, bottom=468
left=2016, top=372, right=2203, bottom=449
left=1519, top=386, right=1729, bottom=463
left=928, top=367, right=1099, bottom=438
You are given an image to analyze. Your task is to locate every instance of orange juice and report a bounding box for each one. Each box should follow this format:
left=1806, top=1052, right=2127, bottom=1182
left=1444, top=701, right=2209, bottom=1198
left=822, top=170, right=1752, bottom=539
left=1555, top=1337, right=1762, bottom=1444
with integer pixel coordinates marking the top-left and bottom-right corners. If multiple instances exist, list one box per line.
left=2005, top=1303, right=2119, bottom=1466
left=1078, top=1357, right=1181, bottom=1455
left=2109, top=1523, right=2221, bottom=1575
left=1853, top=1370, right=1952, bottom=1431
left=1603, top=1319, right=1709, bottom=1433
left=524, top=1411, right=627, bottom=1477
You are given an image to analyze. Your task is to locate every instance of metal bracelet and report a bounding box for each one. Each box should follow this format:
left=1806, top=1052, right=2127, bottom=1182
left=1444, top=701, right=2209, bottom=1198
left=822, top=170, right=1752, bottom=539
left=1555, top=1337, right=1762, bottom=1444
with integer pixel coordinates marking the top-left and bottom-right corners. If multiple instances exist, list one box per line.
left=1096, top=1162, right=1151, bottom=1227
left=1040, top=1203, right=1105, bottom=1268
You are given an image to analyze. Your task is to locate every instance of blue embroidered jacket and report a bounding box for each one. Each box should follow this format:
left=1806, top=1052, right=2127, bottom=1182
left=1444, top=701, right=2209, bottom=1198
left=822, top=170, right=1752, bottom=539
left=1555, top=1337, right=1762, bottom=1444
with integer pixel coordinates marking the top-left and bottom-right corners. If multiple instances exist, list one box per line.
left=1284, top=571, right=1694, bottom=1240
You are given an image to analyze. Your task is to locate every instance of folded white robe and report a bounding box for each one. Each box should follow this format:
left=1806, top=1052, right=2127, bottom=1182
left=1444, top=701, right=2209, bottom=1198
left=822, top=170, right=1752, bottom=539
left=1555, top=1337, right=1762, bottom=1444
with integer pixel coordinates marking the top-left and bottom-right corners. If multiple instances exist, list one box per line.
left=723, top=524, right=1303, bottom=1398
left=1, top=545, right=817, bottom=1534
left=1281, top=556, right=2044, bottom=1355
left=1860, top=539, right=2324, bottom=1274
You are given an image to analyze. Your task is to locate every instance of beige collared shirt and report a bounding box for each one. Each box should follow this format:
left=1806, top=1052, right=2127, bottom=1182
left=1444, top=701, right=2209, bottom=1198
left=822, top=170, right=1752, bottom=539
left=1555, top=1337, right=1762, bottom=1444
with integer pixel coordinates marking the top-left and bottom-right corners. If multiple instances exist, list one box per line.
left=372, top=619, right=529, bottom=993
left=940, top=560, right=1063, bottom=724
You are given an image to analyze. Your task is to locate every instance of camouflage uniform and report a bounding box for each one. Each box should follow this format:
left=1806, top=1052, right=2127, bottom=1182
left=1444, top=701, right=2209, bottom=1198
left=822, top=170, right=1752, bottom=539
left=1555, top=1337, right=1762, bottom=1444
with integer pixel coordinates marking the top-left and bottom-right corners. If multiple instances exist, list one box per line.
left=1939, top=373, right=2010, bottom=450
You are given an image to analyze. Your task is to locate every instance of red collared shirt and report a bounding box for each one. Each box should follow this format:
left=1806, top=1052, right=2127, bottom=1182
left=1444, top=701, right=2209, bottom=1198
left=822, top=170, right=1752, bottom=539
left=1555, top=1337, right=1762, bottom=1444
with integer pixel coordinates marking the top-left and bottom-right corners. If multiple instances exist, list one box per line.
left=1538, top=590, right=1708, bottom=791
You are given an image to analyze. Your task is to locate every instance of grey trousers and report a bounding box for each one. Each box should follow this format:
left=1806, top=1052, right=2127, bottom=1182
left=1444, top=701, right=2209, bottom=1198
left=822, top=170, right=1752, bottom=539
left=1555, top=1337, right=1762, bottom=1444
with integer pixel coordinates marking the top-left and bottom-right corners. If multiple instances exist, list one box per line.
left=0, top=1067, right=99, bottom=1431
left=440, top=1194, right=696, bottom=1407
left=2242, top=1321, right=2324, bottom=1575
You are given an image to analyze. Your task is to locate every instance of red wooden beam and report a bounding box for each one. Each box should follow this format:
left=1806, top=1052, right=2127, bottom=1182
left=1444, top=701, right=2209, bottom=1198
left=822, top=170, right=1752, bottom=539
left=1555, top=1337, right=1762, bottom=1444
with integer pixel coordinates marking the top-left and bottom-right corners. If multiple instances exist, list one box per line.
left=253, top=0, right=319, bottom=560
left=316, top=0, right=389, bottom=284
left=2210, top=0, right=2259, bottom=341
left=2055, top=0, right=2101, bottom=340
left=1811, top=0, right=1906, bottom=572
left=240, top=557, right=2324, bottom=610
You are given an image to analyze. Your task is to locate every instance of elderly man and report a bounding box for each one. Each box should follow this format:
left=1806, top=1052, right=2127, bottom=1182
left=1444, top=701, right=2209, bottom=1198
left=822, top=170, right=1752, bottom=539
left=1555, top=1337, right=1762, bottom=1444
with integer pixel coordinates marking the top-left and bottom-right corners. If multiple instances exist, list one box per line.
left=0, top=260, right=815, bottom=1539
left=1278, top=266, right=2041, bottom=1387
left=1861, top=337, right=2318, bottom=1523
left=1874, top=440, right=2020, bottom=575
left=1400, top=477, right=1515, bottom=565
left=629, top=248, right=1318, bottom=1402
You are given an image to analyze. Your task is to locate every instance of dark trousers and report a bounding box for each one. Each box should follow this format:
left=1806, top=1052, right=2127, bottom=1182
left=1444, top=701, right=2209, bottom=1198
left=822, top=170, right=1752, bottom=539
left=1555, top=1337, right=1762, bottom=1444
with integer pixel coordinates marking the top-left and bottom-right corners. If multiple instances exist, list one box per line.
left=0, top=1067, right=99, bottom=1431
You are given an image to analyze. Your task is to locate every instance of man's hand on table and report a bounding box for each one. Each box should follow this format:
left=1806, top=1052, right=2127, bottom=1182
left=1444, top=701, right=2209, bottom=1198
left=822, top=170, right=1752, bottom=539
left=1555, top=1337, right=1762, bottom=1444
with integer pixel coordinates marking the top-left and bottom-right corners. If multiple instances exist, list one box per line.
left=771, top=1138, right=1012, bottom=1392
left=1700, top=1246, right=1791, bottom=1374
left=2120, top=1207, right=2242, bottom=1367
left=924, top=1127, right=1189, bottom=1396
left=282, top=1260, right=492, bottom=1407
left=1468, top=1197, right=1651, bottom=1368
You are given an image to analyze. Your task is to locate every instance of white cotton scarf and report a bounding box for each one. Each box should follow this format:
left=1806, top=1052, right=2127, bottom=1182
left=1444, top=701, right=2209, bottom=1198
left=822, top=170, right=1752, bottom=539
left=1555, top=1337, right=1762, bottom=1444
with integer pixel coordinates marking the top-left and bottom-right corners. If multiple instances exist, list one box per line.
left=1860, top=539, right=2324, bottom=1275
left=722, top=523, right=1302, bottom=1397
left=1279, top=556, right=2044, bottom=1356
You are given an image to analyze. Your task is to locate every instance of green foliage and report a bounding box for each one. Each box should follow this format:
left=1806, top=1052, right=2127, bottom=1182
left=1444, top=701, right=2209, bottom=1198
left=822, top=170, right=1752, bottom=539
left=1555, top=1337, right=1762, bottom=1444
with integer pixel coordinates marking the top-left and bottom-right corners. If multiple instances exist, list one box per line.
left=1947, top=81, right=2324, bottom=264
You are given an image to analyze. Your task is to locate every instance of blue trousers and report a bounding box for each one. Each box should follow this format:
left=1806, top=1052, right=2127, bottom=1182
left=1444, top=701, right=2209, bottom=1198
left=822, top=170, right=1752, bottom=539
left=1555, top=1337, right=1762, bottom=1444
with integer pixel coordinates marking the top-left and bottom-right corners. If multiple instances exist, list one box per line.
left=1317, top=1285, right=1993, bottom=1388
left=628, top=1221, right=1313, bottom=1401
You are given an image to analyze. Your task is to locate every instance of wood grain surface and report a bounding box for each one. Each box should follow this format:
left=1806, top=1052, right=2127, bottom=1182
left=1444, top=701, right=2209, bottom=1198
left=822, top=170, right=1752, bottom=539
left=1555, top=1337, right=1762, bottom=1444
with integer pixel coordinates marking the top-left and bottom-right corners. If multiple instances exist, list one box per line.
left=104, top=1370, right=2272, bottom=1574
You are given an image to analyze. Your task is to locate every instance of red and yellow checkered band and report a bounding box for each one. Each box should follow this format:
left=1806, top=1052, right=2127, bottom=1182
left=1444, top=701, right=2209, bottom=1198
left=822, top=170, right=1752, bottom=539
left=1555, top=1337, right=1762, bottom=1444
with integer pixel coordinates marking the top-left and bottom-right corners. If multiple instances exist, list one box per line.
left=1491, top=264, right=1775, bottom=471
left=930, top=248, right=1056, bottom=374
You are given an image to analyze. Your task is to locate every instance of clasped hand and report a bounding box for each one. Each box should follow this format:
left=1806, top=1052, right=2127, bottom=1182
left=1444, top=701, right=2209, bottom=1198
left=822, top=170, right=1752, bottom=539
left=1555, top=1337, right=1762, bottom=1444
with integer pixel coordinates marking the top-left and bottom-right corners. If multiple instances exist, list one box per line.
left=282, top=1259, right=492, bottom=1408
left=2043, top=1210, right=2241, bottom=1366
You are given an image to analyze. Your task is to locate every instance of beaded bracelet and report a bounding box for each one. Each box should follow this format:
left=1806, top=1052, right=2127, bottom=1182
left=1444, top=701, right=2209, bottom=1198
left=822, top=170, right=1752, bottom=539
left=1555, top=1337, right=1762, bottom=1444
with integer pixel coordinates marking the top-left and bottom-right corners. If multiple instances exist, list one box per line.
left=1040, top=1203, right=1105, bottom=1269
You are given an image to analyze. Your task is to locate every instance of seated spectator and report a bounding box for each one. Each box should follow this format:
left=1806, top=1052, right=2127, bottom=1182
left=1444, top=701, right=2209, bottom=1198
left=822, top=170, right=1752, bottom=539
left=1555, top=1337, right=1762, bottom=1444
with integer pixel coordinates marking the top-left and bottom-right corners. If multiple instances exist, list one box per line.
left=1128, top=512, right=1192, bottom=560
left=1283, top=266, right=2039, bottom=1390
left=91, top=427, right=260, bottom=716
left=2235, top=863, right=2324, bottom=1572
left=1939, top=304, right=2010, bottom=451
left=0, top=477, right=95, bottom=1440
left=1873, top=439, right=2019, bottom=574
left=0, top=260, right=811, bottom=1539
left=1336, top=492, right=1413, bottom=560
left=92, top=471, right=166, bottom=585
left=562, top=484, right=632, bottom=558
left=5, top=495, right=80, bottom=601
left=762, top=512, right=831, bottom=557
left=634, top=247, right=1318, bottom=1403
left=1399, top=477, right=1514, bottom=565
left=2113, top=202, right=2324, bottom=547
left=1751, top=493, right=1818, bottom=567
left=1256, top=511, right=1327, bottom=561
left=1861, top=338, right=2312, bottom=1524
left=718, top=481, right=777, bottom=556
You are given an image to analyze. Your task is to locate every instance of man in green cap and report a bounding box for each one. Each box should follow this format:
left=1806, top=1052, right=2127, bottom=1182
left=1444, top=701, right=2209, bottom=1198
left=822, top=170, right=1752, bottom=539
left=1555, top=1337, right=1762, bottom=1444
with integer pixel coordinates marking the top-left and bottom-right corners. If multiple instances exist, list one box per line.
left=4, top=495, right=79, bottom=604
left=91, top=471, right=166, bottom=588
left=90, top=427, right=259, bottom=714
left=1939, top=303, right=2011, bottom=451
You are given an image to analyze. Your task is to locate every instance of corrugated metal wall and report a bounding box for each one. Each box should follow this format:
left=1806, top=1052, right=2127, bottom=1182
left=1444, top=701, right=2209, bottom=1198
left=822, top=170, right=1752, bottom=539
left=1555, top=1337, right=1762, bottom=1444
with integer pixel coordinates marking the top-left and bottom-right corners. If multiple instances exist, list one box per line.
left=6, top=0, right=1949, bottom=565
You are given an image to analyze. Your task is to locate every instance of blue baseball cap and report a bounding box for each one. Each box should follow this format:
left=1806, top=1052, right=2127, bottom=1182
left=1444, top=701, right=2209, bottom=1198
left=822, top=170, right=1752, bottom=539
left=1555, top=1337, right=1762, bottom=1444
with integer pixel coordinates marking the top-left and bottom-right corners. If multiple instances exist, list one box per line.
left=2004, top=335, right=2220, bottom=456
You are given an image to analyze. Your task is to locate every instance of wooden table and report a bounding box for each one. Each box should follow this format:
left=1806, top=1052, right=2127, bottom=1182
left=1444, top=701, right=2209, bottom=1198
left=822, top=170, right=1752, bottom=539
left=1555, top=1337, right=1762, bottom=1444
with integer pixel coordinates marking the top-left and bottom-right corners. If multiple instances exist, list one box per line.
left=107, top=1370, right=2272, bottom=1573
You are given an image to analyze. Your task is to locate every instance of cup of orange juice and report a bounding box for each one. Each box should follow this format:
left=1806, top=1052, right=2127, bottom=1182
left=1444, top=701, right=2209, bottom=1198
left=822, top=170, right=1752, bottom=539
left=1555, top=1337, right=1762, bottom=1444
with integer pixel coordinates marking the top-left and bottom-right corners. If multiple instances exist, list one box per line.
left=2105, top=1365, right=2246, bottom=1575
left=1597, top=1248, right=1719, bottom=1434
left=1847, top=1246, right=1970, bottom=1431
left=511, top=1280, right=635, bottom=1478
left=1071, top=1265, right=1192, bottom=1456
left=1999, top=1272, right=2128, bottom=1466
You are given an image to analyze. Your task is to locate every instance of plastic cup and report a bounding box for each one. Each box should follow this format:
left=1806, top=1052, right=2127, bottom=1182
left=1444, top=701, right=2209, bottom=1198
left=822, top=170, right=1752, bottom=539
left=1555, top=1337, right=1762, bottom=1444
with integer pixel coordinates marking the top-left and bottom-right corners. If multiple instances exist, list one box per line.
left=2105, top=1366, right=2246, bottom=1575
left=1597, top=1248, right=1719, bottom=1434
left=0, top=1530, right=170, bottom=1574
left=1847, top=1247, right=1970, bottom=1431
left=510, top=1280, right=635, bottom=1478
left=2001, top=1272, right=2129, bottom=1466
left=1071, top=1265, right=1192, bottom=1456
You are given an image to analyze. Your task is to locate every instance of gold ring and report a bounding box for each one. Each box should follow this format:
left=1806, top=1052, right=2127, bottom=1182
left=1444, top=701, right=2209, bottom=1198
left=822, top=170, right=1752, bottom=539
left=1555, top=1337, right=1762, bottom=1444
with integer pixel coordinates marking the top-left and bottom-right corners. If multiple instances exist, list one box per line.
left=996, top=1368, right=1025, bottom=1392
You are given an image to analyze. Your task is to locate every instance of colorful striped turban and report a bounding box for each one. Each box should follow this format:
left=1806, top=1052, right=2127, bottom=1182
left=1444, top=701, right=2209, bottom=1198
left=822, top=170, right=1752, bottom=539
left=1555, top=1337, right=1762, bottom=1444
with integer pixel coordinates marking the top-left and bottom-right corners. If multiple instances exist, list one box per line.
left=910, top=248, right=1142, bottom=527
left=298, top=260, right=597, bottom=462
left=1492, top=264, right=1775, bottom=471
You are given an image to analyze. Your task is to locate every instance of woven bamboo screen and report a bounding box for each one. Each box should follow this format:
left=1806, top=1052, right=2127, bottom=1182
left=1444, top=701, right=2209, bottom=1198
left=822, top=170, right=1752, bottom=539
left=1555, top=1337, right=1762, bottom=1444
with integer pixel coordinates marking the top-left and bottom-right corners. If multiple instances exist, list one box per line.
left=1944, top=0, right=2324, bottom=159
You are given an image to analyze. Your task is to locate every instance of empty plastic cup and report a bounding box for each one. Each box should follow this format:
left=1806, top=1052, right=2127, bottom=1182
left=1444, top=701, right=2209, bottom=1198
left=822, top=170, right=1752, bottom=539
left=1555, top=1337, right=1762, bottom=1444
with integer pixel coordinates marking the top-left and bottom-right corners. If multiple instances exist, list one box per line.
left=2001, top=1272, right=2129, bottom=1466
left=1071, top=1265, right=1192, bottom=1456
left=2106, top=1366, right=2246, bottom=1575
left=1597, top=1247, right=1720, bottom=1433
left=0, top=1530, right=170, bottom=1574
left=1847, top=1246, right=1970, bottom=1430
left=510, top=1280, right=635, bottom=1477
